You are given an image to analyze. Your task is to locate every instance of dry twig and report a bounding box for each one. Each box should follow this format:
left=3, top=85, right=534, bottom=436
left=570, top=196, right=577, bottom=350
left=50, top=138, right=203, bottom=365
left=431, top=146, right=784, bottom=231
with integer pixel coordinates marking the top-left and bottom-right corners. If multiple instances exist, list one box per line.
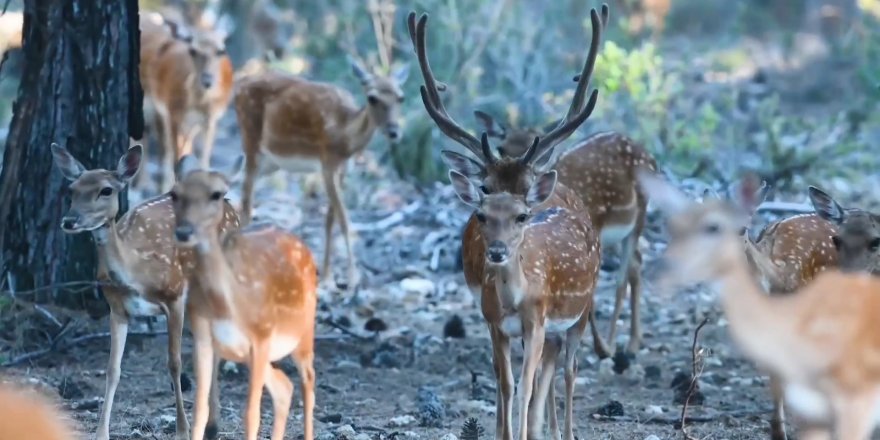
left=680, top=317, right=711, bottom=439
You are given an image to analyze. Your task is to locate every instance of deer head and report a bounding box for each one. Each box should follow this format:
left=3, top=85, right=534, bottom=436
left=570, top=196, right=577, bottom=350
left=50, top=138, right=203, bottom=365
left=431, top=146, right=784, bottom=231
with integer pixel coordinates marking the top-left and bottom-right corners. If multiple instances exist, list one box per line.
left=165, top=14, right=231, bottom=90
left=350, top=57, right=409, bottom=144
left=170, top=155, right=242, bottom=246
left=449, top=159, right=558, bottom=265
left=51, top=143, right=142, bottom=233
left=809, top=186, right=880, bottom=274
left=473, top=110, right=563, bottom=158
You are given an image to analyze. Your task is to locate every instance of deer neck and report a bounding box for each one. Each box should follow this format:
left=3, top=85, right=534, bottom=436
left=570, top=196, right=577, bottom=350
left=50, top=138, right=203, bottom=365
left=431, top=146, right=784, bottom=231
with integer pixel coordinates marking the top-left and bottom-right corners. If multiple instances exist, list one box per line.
left=741, top=234, right=782, bottom=293
left=190, top=230, right=238, bottom=308
left=714, top=240, right=792, bottom=373
left=92, top=220, right=135, bottom=278
left=488, top=254, right=528, bottom=311
left=343, top=105, right=379, bottom=155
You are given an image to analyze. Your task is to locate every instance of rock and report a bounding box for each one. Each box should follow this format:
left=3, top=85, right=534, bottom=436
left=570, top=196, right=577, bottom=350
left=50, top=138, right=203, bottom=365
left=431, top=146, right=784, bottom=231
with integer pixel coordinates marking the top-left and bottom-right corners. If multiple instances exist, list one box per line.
left=440, top=434, right=458, bottom=440
left=389, top=414, right=417, bottom=427
left=644, top=435, right=661, bottom=440
left=417, top=387, right=446, bottom=427
left=643, top=405, right=664, bottom=416
left=443, top=314, right=466, bottom=339
left=318, top=413, right=342, bottom=424
left=336, top=424, right=356, bottom=436
left=353, top=434, right=371, bottom=440
left=594, top=400, right=624, bottom=417
left=316, top=433, right=336, bottom=440
left=401, top=277, right=435, bottom=296
left=364, top=317, right=389, bottom=333
left=644, top=365, right=662, bottom=381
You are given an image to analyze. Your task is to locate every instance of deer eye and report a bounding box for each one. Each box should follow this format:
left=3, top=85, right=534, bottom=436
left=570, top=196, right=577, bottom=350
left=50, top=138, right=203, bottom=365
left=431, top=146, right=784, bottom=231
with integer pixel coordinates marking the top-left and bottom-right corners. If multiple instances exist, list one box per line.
left=210, top=191, right=223, bottom=201
left=703, top=223, right=720, bottom=234
left=188, top=47, right=198, bottom=57
left=869, top=238, right=880, bottom=252
left=99, top=187, right=113, bottom=197
left=169, top=191, right=178, bottom=202
left=475, top=212, right=487, bottom=223
left=216, top=48, right=226, bottom=56
left=515, top=214, right=528, bottom=224
left=479, top=185, right=490, bottom=195
left=832, top=236, right=842, bottom=249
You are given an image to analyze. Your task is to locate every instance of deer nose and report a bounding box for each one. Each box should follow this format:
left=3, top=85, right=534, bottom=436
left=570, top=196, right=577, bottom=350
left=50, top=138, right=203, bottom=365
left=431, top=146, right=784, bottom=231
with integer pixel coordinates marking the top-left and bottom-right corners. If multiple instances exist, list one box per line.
left=60, top=217, right=77, bottom=231
left=175, top=224, right=194, bottom=242
left=487, top=241, right=509, bottom=264
left=386, top=124, right=400, bottom=142
left=200, top=72, right=213, bottom=88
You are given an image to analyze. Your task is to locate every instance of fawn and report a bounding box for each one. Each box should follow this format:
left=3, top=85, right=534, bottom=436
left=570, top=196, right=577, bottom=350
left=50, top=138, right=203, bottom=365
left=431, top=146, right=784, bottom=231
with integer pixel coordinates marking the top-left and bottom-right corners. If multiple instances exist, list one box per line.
left=0, top=384, right=76, bottom=440
left=139, top=11, right=234, bottom=192
left=642, top=170, right=880, bottom=440
left=234, top=60, right=409, bottom=289
left=409, top=5, right=609, bottom=439
left=473, top=112, right=656, bottom=355
left=52, top=143, right=237, bottom=440
left=171, top=155, right=318, bottom=440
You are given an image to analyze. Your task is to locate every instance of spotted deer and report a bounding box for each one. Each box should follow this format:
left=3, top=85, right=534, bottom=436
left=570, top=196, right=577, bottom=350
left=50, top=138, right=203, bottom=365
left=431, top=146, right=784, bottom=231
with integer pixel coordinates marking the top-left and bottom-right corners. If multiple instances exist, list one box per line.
left=140, top=11, right=235, bottom=192
left=0, top=385, right=76, bottom=440
left=234, top=60, right=409, bottom=289
left=409, top=6, right=609, bottom=439
left=171, top=155, right=317, bottom=440
left=642, top=170, right=880, bottom=440
left=808, top=186, right=880, bottom=275
left=473, top=113, right=656, bottom=356
left=51, top=144, right=238, bottom=440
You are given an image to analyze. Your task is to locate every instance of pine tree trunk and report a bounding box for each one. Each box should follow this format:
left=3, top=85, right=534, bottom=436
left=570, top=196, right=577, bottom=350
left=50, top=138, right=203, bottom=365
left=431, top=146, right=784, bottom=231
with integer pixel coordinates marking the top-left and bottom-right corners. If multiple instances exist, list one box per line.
left=0, top=0, right=143, bottom=316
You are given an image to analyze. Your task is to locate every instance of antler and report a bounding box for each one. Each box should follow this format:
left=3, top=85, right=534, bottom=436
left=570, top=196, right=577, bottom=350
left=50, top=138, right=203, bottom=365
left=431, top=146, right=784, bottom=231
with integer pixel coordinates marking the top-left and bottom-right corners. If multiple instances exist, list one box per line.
left=407, top=12, right=485, bottom=160
left=530, top=4, right=609, bottom=165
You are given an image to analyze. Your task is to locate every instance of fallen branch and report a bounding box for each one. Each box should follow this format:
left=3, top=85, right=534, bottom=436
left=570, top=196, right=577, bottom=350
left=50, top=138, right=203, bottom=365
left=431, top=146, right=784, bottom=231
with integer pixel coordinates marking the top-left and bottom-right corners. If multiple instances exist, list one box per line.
left=592, top=408, right=767, bottom=425
left=755, top=201, right=814, bottom=214
left=318, top=316, right=371, bottom=340
left=680, top=317, right=711, bottom=439
left=1, top=329, right=167, bottom=367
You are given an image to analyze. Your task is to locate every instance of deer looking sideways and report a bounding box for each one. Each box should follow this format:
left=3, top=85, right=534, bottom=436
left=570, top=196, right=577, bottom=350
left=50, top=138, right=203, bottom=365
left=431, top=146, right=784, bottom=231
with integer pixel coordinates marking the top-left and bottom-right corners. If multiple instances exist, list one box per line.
left=0, top=385, right=76, bottom=440
left=642, top=170, right=880, bottom=440
left=714, top=179, right=880, bottom=440
left=139, top=11, right=234, bottom=192
left=234, top=57, right=409, bottom=289
left=51, top=144, right=239, bottom=440
left=472, top=110, right=656, bottom=356
left=170, top=155, right=317, bottom=440
left=410, top=5, right=609, bottom=439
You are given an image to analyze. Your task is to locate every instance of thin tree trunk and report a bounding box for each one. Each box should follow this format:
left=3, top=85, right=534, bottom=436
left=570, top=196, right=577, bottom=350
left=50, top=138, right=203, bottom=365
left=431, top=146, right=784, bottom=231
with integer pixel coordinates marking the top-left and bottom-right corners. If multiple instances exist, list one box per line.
left=0, top=0, right=142, bottom=316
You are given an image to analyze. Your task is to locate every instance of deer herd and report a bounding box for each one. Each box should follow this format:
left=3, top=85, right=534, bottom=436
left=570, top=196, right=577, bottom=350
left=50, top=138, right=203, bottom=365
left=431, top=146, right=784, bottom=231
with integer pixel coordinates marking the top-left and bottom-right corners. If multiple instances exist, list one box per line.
left=1, top=1, right=877, bottom=440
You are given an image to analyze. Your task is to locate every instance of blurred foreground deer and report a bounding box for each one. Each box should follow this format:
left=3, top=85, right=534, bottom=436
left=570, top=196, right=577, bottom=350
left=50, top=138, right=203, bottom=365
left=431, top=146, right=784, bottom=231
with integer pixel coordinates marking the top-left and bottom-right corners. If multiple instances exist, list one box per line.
left=642, top=171, right=880, bottom=440
left=234, top=59, right=408, bottom=289
left=171, top=156, right=317, bottom=440
left=0, top=385, right=76, bottom=440
left=410, top=5, right=610, bottom=439
left=52, top=144, right=237, bottom=440
left=139, top=11, right=234, bottom=192
left=473, top=112, right=656, bottom=356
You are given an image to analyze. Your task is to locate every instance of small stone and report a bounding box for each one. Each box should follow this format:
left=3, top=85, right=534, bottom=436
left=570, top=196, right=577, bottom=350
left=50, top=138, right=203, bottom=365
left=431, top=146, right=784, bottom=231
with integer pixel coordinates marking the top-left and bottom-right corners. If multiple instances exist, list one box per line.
left=353, top=434, right=371, bottom=440
left=365, top=317, right=389, bottom=333
left=644, top=435, right=661, bottom=440
left=389, top=414, right=417, bottom=427
left=643, top=405, right=664, bottom=416
left=644, top=365, right=662, bottom=381
left=594, top=400, right=624, bottom=417
left=400, top=277, right=435, bottom=296
left=336, top=424, right=356, bottom=436
left=317, top=433, right=335, bottom=440
left=440, top=434, right=458, bottom=440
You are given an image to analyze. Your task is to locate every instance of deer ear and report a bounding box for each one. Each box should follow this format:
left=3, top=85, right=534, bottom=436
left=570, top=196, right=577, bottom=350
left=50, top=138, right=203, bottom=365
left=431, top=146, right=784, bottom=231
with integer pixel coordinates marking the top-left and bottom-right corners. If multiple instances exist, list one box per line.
left=809, top=186, right=846, bottom=224
left=732, top=176, right=769, bottom=215
left=225, top=155, right=245, bottom=185
left=526, top=170, right=557, bottom=207
left=449, top=170, right=482, bottom=209
left=637, top=169, right=690, bottom=215
left=440, top=150, right=485, bottom=179
left=392, top=63, right=410, bottom=84
left=116, top=144, right=143, bottom=183
left=533, top=146, right=556, bottom=170
left=51, top=143, right=86, bottom=181
left=176, top=154, right=202, bottom=179
left=473, top=110, right=505, bottom=138
left=349, top=56, right=373, bottom=85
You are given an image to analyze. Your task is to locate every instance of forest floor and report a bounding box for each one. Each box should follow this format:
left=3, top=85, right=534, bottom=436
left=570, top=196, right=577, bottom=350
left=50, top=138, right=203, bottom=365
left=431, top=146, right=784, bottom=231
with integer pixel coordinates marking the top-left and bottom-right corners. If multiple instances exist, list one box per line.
left=3, top=30, right=880, bottom=440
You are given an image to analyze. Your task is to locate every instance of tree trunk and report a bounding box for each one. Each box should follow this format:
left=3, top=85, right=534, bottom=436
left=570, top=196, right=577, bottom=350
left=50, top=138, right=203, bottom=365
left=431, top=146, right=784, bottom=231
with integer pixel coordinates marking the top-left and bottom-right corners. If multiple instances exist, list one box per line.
left=0, top=0, right=143, bottom=316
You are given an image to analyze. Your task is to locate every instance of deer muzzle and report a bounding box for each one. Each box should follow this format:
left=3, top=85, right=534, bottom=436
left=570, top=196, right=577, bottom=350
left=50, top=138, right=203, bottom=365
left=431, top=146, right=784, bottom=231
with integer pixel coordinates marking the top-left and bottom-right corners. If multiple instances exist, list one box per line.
left=174, top=224, right=195, bottom=243
left=487, top=240, right=509, bottom=264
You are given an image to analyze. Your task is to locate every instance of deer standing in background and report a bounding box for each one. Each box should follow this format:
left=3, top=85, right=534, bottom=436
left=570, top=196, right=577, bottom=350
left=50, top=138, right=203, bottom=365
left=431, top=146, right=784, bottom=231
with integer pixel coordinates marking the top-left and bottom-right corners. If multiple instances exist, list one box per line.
left=409, top=6, right=609, bottom=439
left=641, top=170, right=880, bottom=440
left=51, top=144, right=237, bottom=440
left=234, top=60, right=409, bottom=289
left=0, top=385, right=76, bottom=440
left=473, top=113, right=656, bottom=355
left=171, top=155, right=317, bottom=440
left=139, top=11, right=234, bottom=192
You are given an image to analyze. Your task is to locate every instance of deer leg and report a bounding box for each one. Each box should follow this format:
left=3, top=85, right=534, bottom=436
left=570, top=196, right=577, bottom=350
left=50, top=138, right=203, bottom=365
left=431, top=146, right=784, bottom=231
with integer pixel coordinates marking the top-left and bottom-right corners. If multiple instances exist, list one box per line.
left=166, top=298, right=190, bottom=440
left=200, top=116, right=219, bottom=168
left=264, top=364, right=294, bottom=440
left=528, top=336, right=560, bottom=440
left=588, top=307, right=612, bottom=359
left=489, top=325, right=514, bottom=440
left=241, top=152, right=259, bottom=225
left=320, top=181, right=337, bottom=285
left=831, top=390, right=877, bottom=440
left=160, top=109, right=181, bottom=193
left=546, top=371, right=560, bottom=440
left=190, top=314, right=215, bottom=440
left=245, top=342, right=270, bottom=440
left=517, top=322, right=545, bottom=440
left=330, top=168, right=359, bottom=289
left=206, top=355, right=221, bottom=440
left=625, top=246, right=643, bottom=354
left=769, top=374, right=788, bottom=440
left=96, top=308, right=128, bottom=440
left=293, top=348, right=316, bottom=440
left=562, top=317, right=587, bottom=440
left=608, top=235, right=635, bottom=351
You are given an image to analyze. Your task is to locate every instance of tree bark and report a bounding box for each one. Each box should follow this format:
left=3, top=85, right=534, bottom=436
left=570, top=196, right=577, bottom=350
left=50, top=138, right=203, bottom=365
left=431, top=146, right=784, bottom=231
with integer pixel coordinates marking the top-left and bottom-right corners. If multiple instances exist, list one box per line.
left=0, top=0, right=143, bottom=316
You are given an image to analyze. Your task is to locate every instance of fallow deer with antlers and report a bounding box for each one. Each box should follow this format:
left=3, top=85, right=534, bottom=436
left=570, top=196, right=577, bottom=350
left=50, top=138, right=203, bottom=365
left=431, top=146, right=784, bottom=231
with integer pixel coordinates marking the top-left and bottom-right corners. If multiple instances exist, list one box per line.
left=52, top=143, right=237, bottom=440
left=642, top=170, right=880, bottom=440
left=171, top=155, right=317, bottom=440
left=140, top=11, right=234, bottom=192
left=409, top=5, right=610, bottom=439
left=472, top=112, right=656, bottom=356
left=234, top=59, right=409, bottom=289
